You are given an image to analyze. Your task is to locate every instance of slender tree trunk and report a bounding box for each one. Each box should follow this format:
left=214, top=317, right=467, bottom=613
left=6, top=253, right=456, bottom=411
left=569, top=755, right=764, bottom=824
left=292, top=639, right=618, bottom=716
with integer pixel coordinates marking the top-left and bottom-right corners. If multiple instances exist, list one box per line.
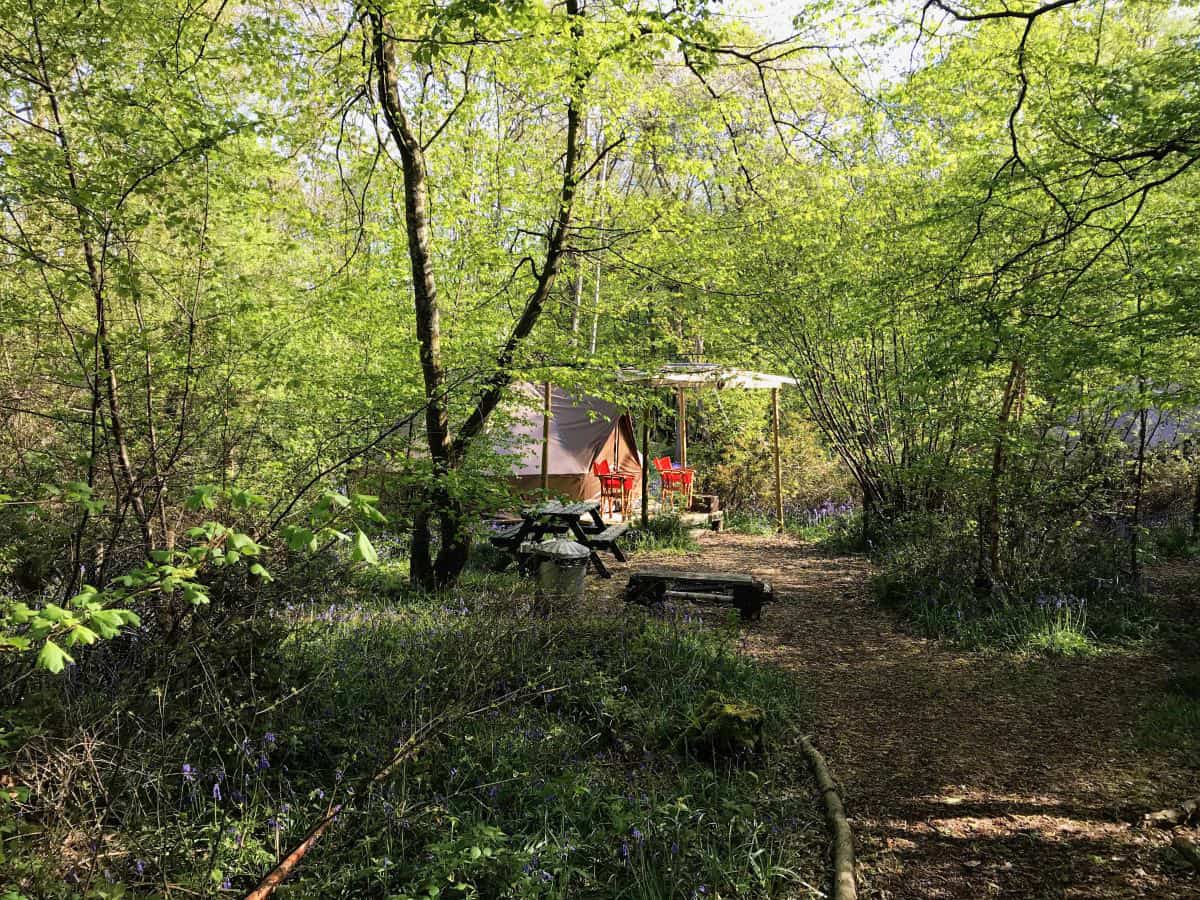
left=370, top=8, right=453, bottom=590
left=1131, top=403, right=1147, bottom=585
left=1130, top=292, right=1147, bottom=588
left=1191, top=454, right=1200, bottom=542
left=977, top=358, right=1025, bottom=597
left=369, top=1, right=588, bottom=590
left=31, top=10, right=154, bottom=555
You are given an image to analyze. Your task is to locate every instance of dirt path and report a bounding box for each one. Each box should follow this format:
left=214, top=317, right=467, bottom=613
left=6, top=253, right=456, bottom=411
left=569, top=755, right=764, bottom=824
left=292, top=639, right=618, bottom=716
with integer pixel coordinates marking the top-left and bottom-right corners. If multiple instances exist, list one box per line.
left=630, top=532, right=1200, bottom=899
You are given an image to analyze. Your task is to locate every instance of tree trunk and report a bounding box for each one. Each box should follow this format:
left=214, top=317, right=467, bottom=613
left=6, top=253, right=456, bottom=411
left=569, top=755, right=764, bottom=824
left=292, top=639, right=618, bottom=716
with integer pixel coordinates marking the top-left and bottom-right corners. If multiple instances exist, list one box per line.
left=1191, top=446, right=1200, bottom=542
left=31, top=12, right=154, bottom=555
left=370, top=9, right=454, bottom=591
left=976, top=359, right=1025, bottom=597
left=369, top=2, right=587, bottom=591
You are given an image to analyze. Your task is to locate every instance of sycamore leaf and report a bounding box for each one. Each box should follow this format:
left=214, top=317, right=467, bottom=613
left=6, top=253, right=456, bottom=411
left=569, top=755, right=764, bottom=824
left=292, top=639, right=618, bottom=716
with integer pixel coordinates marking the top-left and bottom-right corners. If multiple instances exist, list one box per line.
left=37, top=640, right=74, bottom=674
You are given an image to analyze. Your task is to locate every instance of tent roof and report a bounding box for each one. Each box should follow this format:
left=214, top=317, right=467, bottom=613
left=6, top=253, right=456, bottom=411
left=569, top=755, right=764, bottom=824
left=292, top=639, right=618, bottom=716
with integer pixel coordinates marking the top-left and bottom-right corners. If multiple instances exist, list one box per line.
left=617, top=363, right=797, bottom=390
left=505, top=383, right=638, bottom=477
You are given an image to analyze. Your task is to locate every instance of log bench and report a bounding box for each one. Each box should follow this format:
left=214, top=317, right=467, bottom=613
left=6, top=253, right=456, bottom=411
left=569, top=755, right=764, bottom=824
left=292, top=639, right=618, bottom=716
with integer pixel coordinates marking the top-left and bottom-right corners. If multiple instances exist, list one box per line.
left=624, top=569, right=774, bottom=621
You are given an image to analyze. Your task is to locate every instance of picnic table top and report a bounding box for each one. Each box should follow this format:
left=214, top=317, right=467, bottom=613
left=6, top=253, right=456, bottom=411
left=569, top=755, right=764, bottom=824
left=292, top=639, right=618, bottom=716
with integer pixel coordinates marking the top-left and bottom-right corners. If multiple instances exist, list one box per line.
left=521, top=500, right=600, bottom=518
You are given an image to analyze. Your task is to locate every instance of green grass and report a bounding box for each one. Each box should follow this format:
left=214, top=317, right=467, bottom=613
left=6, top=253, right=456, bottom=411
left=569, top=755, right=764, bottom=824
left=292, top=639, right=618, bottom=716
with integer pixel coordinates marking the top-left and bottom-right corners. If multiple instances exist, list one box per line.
left=1, top=582, right=818, bottom=898
left=724, top=510, right=864, bottom=554
left=626, top=515, right=701, bottom=554
left=873, top=575, right=1159, bottom=656
left=1138, top=669, right=1200, bottom=765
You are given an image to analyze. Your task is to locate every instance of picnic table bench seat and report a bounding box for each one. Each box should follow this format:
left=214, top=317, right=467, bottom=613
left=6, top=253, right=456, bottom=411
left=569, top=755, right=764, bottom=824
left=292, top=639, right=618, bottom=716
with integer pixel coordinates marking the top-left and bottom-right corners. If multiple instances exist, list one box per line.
left=587, top=523, right=629, bottom=561
left=488, top=524, right=523, bottom=548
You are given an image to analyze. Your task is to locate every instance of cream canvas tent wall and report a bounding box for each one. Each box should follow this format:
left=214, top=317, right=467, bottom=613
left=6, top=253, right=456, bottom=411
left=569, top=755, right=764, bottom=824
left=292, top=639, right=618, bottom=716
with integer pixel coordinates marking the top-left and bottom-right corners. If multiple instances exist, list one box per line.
left=504, top=383, right=641, bottom=501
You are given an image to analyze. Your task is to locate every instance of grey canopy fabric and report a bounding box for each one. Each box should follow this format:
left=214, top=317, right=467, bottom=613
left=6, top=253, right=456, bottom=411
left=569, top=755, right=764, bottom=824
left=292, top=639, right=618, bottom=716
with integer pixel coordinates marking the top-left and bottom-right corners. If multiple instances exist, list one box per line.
left=503, top=383, right=641, bottom=501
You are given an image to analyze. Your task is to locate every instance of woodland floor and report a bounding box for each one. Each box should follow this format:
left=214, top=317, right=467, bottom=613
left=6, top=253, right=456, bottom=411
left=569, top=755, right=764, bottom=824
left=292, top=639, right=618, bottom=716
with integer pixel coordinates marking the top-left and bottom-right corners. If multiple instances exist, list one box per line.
left=622, top=532, right=1200, bottom=899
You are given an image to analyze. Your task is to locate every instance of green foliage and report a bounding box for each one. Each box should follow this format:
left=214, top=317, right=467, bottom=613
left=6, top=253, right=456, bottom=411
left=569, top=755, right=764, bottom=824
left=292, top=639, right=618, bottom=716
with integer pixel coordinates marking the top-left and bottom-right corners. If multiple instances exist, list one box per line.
left=1, top=485, right=385, bottom=674
left=683, top=692, right=766, bottom=760
left=626, top=515, right=700, bottom=554
left=1138, top=669, right=1200, bottom=766
left=1151, top=523, right=1200, bottom=561
left=1, top=584, right=814, bottom=897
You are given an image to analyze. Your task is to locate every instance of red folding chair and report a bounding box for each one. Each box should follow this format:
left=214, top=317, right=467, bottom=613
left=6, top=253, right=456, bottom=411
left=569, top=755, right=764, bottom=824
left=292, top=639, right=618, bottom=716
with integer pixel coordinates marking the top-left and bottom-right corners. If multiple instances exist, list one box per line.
left=653, top=456, right=694, bottom=510
left=593, top=459, right=634, bottom=520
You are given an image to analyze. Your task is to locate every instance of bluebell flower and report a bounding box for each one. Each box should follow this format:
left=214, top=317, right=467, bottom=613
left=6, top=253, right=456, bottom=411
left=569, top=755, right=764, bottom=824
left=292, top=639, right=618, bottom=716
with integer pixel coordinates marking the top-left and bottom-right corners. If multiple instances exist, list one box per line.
left=182, top=763, right=195, bottom=781
left=212, top=783, right=222, bottom=801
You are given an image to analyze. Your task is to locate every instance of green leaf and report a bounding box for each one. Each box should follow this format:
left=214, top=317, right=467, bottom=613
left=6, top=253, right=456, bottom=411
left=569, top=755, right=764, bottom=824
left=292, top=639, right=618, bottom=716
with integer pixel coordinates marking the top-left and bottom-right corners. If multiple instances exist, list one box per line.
left=352, top=528, right=378, bottom=565
left=185, top=484, right=220, bottom=512
left=67, top=625, right=99, bottom=646
left=37, top=641, right=74, bottom=674
left=249, top=562, right=273, bottom=582
left=182, top=583, right=210, bottom=606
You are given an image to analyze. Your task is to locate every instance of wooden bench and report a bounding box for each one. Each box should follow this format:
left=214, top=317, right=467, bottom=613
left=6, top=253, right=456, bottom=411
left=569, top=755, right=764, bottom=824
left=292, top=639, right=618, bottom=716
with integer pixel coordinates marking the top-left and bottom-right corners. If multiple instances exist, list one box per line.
left=588, top=523, right=630, bottom=561
left=624, top=569, right=774, bottom=621
left=488, top=524, right=523, bottom=549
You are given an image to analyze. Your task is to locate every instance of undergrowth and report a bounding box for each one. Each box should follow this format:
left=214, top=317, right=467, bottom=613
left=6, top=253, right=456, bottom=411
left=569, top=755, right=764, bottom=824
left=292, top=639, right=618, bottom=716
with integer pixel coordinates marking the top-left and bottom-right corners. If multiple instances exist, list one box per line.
left=1, top=579, right=817, bottom=898
left=1150, top=523, right=1200, bottom=561
left=869, top=514, right=1160, bottom=656
left=725, top=506, right=863, bottom=555
left=1138, top=669, right=1200, bottom=766
left=626, top=515, right=701, bottom=554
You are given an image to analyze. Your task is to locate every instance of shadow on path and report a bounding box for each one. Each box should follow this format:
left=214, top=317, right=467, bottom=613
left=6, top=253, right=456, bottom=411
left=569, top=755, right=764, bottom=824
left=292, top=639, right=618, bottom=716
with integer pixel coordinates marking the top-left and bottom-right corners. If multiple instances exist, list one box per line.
left=631, top=533, right=1200, bottom=899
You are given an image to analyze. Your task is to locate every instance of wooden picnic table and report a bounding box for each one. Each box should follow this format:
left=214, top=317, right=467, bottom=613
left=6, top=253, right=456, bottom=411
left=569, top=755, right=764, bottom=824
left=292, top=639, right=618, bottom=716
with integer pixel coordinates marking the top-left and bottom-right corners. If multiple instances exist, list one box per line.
left=489, top=500, right=629, bottom=578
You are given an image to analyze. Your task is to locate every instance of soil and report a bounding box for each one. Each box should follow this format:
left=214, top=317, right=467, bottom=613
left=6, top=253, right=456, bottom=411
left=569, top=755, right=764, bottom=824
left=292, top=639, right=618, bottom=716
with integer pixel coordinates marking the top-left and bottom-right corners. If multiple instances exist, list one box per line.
left=622, top=531, right=1200, bottom=899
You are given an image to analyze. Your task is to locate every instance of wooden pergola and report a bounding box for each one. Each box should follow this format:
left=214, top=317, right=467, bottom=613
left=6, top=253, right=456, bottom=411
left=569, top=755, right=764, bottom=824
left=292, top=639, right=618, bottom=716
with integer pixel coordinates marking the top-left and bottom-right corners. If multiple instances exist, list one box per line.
left=617, top=364, right=798, bottom=531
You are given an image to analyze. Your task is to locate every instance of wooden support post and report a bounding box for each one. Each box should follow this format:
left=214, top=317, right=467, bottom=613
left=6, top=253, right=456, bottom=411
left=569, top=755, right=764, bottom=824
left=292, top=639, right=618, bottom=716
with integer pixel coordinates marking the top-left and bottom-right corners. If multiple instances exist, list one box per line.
left=641, top=405, right=650, bottom=528
left=541, top=382, right=552, bottom=492
left=772, top=387, right=783, bottom=532
left=677, top=387, right=687, bottom=468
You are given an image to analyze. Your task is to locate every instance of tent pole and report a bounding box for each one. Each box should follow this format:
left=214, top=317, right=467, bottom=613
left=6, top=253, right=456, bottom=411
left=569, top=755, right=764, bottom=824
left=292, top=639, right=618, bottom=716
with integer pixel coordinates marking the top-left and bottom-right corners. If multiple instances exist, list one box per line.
left=641, top=404, right=650, bottom=528
left=772, top=387, right=783, bottom=532
left=541, top=381, right=552, bottom=493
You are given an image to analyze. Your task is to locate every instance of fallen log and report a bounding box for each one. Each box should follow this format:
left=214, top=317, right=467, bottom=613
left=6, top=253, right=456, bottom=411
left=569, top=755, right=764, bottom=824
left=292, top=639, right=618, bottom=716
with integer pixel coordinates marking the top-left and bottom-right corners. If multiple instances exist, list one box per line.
left=800, top=734, right=857, bottom=900
left=1141, top=796, right=1200, bottom=829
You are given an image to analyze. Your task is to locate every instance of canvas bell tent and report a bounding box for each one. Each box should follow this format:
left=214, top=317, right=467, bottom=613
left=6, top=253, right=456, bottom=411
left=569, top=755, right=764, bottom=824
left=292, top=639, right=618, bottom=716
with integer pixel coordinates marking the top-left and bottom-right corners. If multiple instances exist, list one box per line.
left=503, top=383, right=641, bottom=501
